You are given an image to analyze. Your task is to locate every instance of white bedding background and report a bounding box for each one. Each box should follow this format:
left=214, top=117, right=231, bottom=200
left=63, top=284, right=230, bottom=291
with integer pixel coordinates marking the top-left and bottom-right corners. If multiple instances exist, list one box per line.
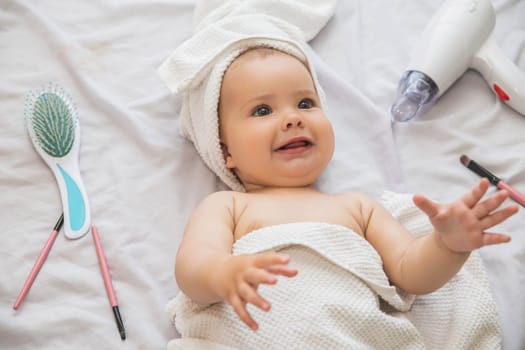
left=1, top=0, right=524, bottom=349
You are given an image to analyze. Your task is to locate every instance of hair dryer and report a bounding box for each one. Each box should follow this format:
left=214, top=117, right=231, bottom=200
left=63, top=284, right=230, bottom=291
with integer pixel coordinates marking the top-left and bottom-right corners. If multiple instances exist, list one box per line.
left=391, top=0, right=525, bottom=122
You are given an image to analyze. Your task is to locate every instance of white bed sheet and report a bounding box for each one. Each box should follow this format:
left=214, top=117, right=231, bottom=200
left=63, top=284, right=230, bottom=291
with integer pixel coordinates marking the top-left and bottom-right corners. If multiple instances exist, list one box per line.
left=1, top=0, right=523, bottom=349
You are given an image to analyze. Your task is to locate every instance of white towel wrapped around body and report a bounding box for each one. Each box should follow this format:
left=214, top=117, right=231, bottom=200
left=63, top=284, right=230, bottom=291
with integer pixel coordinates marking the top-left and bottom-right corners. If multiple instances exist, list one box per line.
left=167, top=192, right=501, bottom=350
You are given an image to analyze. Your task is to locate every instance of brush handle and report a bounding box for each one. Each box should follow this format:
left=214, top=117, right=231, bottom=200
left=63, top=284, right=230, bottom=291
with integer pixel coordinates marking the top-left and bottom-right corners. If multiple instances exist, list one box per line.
left=52, top=156, right=91, bottom=239
left=13, top=214, right=64, bottom=310
left=498, top=181, right=525, bottom=208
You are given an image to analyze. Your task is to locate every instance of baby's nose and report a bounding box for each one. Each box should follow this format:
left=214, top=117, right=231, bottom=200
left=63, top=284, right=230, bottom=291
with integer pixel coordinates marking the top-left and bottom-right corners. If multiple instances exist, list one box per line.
left=281, top=112, right=304, bottom=130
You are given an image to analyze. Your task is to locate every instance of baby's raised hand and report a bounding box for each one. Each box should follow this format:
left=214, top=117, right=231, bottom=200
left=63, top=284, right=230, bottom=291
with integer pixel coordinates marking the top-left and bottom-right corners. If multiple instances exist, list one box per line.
left=221, top=252, right=297, bottom=331
left=413, top=178, right=519, bottom=253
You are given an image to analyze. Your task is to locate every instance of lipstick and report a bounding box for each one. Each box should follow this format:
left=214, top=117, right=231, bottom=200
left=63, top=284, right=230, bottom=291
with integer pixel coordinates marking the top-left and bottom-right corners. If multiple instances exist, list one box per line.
left=460, top=155, right=525, bottom=207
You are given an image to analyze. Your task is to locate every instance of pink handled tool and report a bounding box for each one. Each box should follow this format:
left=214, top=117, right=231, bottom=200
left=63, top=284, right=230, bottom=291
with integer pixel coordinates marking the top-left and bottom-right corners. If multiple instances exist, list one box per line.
left=92, top=226, right=126, bottom=340
left=13, top=214, right=64, bottom=310
left=460, top=154, right=525, bottom=208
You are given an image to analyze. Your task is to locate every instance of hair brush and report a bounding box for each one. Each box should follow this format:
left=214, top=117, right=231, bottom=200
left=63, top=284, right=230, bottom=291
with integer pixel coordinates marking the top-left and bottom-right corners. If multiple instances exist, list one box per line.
left=25, top=83, right=91, bottom=239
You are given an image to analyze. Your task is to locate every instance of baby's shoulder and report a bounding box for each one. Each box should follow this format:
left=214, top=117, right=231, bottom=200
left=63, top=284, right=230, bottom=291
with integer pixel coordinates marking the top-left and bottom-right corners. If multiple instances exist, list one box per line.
left=190, top=191, right=240, bottom=218
left=334, top=191, right=384, bottom=215
left=201, top=190, right=236, bottom=204
left=200, top=190, right=248, bottom=208
left=334, top=191, right=376, bottom=205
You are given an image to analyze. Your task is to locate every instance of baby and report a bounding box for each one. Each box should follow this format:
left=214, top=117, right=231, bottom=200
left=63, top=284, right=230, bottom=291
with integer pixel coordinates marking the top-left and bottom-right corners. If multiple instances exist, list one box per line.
left=174, top=46, right=518, bottom=337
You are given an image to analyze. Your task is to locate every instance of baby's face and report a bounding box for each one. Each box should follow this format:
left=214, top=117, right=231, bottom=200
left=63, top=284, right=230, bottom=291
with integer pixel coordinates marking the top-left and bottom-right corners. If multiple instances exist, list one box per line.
left=219, top=49, right=334, bottom=191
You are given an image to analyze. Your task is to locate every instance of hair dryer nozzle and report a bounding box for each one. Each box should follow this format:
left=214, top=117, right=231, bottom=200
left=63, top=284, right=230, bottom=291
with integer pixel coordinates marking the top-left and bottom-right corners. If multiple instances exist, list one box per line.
left=391, top=71, right=439, bottom=122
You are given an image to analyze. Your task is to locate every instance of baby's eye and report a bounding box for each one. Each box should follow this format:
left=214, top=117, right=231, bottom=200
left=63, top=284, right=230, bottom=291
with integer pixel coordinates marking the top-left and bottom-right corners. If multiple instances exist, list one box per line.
left=298, top=98, right=314, bottom=109
left=252, top=105, right=272, bottom=117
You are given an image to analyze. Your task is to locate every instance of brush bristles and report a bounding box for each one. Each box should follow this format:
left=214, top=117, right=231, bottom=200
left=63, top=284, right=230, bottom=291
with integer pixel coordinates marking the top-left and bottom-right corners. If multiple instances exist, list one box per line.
left=460, top=154, right=470, bottom=167
left=25, top=83, right=78, bottom=158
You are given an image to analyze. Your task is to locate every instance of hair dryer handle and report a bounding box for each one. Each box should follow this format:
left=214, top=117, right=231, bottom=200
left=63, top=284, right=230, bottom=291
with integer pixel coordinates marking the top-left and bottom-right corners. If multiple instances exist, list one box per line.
left=471, top=37, right=525, bottom=116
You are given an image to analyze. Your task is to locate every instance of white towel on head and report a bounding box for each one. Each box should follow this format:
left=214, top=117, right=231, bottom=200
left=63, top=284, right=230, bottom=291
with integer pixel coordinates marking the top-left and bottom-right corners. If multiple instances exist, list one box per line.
left=158, top=0, right=337, bottom=191
left=192, top=0, right=337, bottom=39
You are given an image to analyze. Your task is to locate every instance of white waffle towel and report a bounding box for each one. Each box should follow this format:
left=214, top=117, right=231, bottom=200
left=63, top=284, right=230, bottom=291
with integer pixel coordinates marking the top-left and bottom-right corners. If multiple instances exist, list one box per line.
left=166, top=192, right=501, bottom=349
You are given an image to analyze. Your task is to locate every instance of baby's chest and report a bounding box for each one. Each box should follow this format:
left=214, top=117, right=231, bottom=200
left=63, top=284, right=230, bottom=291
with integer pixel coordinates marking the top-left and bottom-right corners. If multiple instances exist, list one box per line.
left=234, top=198, right=362, bottom=239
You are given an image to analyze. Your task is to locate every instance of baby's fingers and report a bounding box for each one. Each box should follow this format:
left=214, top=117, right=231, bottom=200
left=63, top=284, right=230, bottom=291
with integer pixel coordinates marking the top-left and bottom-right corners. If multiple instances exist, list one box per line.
left=480, top=232, right=512, bottom=247
left=231, top=295, right=259, bottom=331
left=474, top=189, right=510, bottom=218
left=244, top=267, right=278, bottom=285
left=253, top=253, right=291, bottom=267
left=413, top=194, right=440, bottom=218
left=238, top=281, right=271, bottom=312
left=462, top=178, right=490, bottom=208
left=266, top=264, right=298, bottom=277
left=481, top=204, right=519, bottom=229
left=252, top=253, right=298, bottom=277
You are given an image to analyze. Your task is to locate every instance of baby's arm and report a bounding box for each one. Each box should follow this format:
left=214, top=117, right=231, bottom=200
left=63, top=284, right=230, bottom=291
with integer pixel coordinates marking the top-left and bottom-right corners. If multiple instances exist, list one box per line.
left=175, top=191, right=297, bottom=330
left=362, top=178, right=518, bottom=294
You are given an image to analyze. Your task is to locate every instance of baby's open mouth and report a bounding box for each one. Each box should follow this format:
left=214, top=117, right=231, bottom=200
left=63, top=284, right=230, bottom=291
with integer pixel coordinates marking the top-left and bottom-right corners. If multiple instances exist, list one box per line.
left=275, top=137, right=313, bottom=153
left=277, top=140, right=312, bottom=150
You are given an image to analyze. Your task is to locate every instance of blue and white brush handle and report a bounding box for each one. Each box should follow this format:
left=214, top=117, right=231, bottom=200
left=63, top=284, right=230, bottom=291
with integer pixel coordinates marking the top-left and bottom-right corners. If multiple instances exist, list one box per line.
left=50, top=155, right=91, bottom=239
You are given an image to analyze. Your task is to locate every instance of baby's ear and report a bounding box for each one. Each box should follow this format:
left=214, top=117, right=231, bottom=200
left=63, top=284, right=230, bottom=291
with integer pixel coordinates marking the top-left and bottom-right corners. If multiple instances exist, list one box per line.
left=220, top=142, right=235, bottom=169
